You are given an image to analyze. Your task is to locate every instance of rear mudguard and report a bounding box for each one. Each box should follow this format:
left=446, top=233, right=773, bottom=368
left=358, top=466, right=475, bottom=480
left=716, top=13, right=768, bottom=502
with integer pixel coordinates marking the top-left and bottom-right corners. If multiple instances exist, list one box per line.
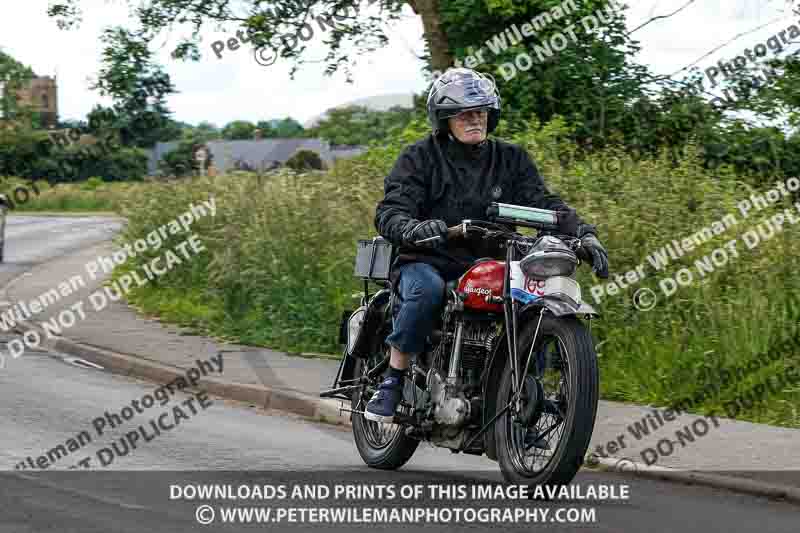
left=331, top=289, right=392, bottom=389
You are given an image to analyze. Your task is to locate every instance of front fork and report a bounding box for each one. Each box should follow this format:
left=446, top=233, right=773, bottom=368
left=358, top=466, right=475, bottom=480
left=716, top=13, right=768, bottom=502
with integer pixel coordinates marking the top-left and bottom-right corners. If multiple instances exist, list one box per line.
left=502, top=239, right=545, bottom=417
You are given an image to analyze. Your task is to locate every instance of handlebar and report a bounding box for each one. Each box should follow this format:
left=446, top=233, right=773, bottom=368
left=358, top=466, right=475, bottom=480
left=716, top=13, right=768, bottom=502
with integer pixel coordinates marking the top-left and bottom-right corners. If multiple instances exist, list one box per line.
left=407, top=203, right=594, bottom=268
left=412, top=219, right=592, bottom=263
left=412, top=204, right=572, bottom=245
left=414, top=220, right=484, bottom=244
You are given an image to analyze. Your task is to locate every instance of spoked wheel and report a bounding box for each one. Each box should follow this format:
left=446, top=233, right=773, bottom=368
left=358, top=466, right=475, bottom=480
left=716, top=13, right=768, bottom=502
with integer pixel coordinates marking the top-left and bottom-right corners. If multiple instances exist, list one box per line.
left=351, top=347, right=419, bottom=470
left=494, top=313, right=599, bottom=487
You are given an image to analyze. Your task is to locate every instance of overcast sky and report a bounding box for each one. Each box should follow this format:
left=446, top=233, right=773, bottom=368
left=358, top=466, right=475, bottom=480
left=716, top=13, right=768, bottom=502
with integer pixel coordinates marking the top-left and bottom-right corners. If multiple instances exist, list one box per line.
left=0, top=0, right=796, bottom=127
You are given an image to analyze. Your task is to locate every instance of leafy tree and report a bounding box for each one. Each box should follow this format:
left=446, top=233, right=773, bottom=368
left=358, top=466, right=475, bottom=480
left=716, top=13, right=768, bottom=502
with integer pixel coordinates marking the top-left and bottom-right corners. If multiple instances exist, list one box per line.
left=437, top=1, right=658, bottom=148
left=222, top=120, right=257, bottom=140
left=272, top=117, right=305, bottom=137
left=0, top=50, right=35, bottom=122
left=47, top=0, right=445, bottom=79
left=255, top=120, right=277, bottom=138
left=307, top=105, right=414, bottom=145
left=44, top=1, right=667, bottom=143
left=46, top=0, right=800, bottom=180
left=176, top=121, right=222, bottom=142
left=90, top=27, right=181, bottom=148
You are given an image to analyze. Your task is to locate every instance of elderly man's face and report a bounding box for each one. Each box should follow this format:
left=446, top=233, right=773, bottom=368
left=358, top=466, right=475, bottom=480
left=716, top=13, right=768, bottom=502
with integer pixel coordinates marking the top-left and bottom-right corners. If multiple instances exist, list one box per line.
left=448, top=109, right=488, bottom=144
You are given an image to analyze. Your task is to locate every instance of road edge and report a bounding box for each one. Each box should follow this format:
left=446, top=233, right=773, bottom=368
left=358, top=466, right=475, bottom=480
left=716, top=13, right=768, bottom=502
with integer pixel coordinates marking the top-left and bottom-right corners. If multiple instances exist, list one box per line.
left=3, top=246, right=800, bottom=505
left=590, top=457, right=800, bottom=505
left=8, top=316, right=353, bottom=429
left=16, top=317, right=800, bottom=506
left=11, top=316, right=800, bottom=505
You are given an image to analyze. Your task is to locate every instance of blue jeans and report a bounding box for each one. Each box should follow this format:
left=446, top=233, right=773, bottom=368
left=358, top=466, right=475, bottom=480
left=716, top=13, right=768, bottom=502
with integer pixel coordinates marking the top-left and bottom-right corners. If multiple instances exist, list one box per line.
left=385, top=262, right=448, bottom=355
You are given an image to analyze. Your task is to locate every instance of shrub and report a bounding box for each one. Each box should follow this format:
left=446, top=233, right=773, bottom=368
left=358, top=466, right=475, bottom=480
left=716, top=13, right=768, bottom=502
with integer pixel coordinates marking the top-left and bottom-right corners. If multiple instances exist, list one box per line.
left=158, top=138, right=213, bottom=178
left=82, top=176, right=105, bottom=190
left=284, top=149, right=325, bottom=171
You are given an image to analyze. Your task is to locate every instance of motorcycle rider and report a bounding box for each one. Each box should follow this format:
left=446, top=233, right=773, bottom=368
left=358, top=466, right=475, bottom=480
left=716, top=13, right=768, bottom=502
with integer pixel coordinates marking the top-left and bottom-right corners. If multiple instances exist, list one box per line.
left=364, top=67, right=609, bottom=424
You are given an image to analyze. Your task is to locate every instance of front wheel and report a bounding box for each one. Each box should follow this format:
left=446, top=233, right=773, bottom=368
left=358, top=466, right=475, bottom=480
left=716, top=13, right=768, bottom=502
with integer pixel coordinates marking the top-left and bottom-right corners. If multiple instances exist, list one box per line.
left=494, top=313, right=599, bottom=487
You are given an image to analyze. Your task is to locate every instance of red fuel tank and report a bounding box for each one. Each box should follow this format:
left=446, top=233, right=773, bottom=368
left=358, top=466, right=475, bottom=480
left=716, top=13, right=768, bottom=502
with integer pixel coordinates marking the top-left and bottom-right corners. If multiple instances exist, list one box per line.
left=457, top=260, right=505, bottom=313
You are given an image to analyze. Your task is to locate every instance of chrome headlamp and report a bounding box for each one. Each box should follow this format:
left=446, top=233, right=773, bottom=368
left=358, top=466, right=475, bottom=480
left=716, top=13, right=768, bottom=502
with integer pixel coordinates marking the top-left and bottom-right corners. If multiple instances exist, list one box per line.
left=520, top=236, right=578, bottom=279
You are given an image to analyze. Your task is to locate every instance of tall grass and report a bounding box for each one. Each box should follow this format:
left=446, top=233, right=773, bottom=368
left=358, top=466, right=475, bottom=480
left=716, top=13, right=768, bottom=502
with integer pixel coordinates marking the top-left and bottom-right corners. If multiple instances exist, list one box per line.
left=114, top=117, right=800, bottom=427
left=0, top=177, right=143, bottom=212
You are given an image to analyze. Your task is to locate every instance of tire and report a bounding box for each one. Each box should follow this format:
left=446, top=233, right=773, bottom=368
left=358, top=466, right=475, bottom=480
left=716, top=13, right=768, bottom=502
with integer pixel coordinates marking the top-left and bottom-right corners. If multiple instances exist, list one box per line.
left=351, top=353, right=420, bottom=470
left=494, top=313, right=599, bottom=488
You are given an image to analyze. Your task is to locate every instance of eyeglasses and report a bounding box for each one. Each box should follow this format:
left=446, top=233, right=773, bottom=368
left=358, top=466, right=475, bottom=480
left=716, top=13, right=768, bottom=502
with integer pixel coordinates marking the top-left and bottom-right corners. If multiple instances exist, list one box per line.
left=451, top=109, right=488, bottom=121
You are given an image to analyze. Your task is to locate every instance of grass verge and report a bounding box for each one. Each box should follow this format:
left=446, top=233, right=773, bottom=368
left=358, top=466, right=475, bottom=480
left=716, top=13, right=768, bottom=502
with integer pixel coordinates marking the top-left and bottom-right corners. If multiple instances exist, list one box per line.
left=108, top=118, right=800, bottom=428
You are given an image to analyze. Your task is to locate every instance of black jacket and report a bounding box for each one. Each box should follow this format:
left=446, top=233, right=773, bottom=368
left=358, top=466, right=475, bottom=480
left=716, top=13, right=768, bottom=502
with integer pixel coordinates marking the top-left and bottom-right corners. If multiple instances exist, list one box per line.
left=374, top=133, right=594, bottom=280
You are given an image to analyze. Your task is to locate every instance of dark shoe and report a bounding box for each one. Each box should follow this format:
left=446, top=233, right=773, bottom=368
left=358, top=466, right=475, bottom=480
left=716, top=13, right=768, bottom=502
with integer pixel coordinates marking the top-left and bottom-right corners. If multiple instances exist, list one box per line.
left=364, top=376, right=403, bottom=424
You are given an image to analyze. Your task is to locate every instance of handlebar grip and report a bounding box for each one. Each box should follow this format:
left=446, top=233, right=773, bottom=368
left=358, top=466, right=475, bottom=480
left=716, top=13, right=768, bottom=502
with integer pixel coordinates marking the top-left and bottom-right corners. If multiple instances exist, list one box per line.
left=447, top=225, right=463, bottom=239
left=575, top=243, right=592, bottom=263
left=412, top=225, right=464, bottom=246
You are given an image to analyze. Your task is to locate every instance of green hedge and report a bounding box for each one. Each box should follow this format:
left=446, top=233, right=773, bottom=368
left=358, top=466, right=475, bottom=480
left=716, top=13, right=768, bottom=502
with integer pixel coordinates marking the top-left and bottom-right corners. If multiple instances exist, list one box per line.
left=0, top=125, right=147, bottom=182
left=115, top=117, right=800, bottom=427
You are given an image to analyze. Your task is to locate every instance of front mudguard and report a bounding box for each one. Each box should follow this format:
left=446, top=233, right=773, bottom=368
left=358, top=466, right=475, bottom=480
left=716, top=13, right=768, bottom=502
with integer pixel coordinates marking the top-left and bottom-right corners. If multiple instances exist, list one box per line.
left=520, top=296, right=600, bottom=318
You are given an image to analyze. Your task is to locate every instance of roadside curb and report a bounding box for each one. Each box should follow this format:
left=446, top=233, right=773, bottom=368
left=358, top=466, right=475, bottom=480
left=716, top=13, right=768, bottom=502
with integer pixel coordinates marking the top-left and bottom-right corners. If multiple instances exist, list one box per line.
left=590, top=457, right=800, bottom=506
left=0, top=241, right=351, bottom=427
left=9, top=316, right=353, bottom=429
left=4, top=251, right=800, bottom=503
left=8, top=314, right=800, bottom=505
left=6, top=314, right=800, bottom=505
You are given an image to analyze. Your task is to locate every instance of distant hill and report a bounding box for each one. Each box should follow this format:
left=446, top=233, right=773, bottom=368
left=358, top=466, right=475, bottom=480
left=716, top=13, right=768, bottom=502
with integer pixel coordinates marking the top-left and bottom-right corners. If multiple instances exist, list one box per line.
left=304, top=93, right=415, bottom=128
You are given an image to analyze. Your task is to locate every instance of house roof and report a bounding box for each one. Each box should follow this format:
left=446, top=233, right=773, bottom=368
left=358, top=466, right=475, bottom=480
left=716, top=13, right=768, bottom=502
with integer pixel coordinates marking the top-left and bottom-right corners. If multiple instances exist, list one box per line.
left=147, top=137, right=364, bottom=174
left=206, top=138, right=331, bottom=170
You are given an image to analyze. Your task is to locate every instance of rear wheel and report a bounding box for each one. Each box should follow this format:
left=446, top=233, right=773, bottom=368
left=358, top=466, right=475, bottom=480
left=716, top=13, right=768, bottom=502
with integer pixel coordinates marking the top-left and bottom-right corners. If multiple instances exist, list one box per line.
left=494, top=313, right=599, bottom=488
left=351, top=347, right=419, bottom=470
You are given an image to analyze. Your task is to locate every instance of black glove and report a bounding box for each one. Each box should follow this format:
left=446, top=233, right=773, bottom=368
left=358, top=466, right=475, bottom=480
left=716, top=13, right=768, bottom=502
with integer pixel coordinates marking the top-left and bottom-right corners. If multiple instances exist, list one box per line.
left=556, top=208, right=579, bottom=236
left=401, top=219, right=448, bottom=248
left=580, top=232, right=609, bottom=279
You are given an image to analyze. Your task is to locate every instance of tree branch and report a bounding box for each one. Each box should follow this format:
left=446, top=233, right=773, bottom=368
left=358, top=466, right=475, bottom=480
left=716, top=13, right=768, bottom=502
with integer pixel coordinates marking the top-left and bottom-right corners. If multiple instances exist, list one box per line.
left=628, top=0, right=698, bottom=35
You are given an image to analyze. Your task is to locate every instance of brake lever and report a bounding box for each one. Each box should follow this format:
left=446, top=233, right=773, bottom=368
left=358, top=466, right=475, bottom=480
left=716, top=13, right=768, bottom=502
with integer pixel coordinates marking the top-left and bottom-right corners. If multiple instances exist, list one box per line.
left=414, top=235, right=443, bottom=245
left=573, top=241, right=592, bottom=263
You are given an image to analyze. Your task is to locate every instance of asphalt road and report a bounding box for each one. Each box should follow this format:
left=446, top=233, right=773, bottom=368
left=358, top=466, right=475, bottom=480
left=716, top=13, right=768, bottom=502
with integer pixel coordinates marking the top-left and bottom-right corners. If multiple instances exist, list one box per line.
left=0, top=215, right=121, bottom=287
left=1, top=215, right=798, bottom=532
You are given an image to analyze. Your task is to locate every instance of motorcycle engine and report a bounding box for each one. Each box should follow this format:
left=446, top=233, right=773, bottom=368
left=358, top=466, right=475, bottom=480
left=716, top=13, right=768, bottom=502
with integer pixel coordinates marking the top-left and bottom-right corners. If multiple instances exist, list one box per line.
left=425, top=319, right=501, bottom=450
left=458, top=321, right=499, bottom=378
left=428, top=370, right=470, bottom=426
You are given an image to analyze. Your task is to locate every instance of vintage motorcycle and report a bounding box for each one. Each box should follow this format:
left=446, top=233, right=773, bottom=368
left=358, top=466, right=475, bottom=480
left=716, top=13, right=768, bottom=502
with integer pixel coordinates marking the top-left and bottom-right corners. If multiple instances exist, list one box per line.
left=320, top=202, right=600, bottom=487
